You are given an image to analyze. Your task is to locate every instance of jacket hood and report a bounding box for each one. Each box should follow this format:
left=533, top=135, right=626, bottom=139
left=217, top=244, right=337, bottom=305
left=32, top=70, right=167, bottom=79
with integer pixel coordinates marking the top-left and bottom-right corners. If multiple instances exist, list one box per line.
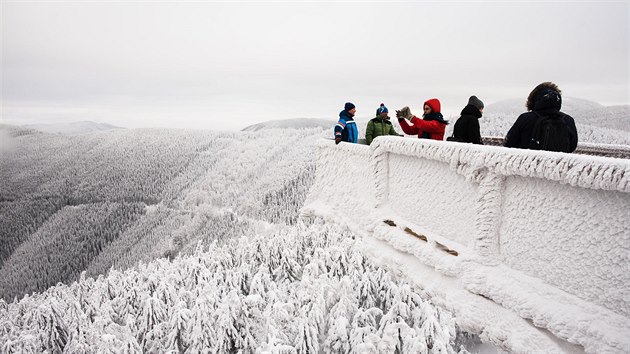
left=339, top=110, right=355, bottom=120
left=424, top=98, right=441, bottom=113
left=527, top=82, right=562, bottom=111
left=532, top=88, right=562, bottom=111
left=460, top=104, right=482, bottom=118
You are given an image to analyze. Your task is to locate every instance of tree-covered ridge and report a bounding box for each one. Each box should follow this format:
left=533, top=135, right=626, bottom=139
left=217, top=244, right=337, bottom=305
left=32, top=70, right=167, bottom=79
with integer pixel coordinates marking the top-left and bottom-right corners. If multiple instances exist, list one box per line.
left=0, top=127, right=322, bottom=302
left=0, top=222, right=466, bottom=353
left=0, top=202, right=146, bottom=300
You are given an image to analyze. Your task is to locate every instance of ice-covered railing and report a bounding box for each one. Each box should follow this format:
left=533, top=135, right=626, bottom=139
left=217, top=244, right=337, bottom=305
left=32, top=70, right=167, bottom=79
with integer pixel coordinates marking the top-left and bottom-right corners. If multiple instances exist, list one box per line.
left=303, top=136, right=630, bottom=353
left=482, top=136, right=630, bottom=159
left=300, top=140, right=376, bottom=225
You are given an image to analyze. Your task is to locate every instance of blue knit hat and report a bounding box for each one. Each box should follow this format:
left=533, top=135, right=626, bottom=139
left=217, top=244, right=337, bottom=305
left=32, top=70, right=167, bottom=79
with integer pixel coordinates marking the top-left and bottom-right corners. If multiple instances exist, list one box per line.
left=344, top=102, right=355, bottom=111
left=376, top=103, right=388, bottom=115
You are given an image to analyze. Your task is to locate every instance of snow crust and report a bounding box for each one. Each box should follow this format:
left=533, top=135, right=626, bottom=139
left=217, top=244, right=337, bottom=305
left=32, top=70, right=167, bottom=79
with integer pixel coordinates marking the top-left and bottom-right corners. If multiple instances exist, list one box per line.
left=302, top=136, right=630, bottom=353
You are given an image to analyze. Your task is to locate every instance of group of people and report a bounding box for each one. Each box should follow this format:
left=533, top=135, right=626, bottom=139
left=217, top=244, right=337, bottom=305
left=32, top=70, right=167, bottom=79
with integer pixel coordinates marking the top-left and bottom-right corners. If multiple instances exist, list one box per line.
left=334, top=82, right=578, bottom=153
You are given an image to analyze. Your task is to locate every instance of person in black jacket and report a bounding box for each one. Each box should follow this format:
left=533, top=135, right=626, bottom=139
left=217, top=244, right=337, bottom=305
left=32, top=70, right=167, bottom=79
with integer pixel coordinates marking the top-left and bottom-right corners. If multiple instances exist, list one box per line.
left=504, top=82, right=578, bottom=152
left=450, top=95, right=484, bottom=144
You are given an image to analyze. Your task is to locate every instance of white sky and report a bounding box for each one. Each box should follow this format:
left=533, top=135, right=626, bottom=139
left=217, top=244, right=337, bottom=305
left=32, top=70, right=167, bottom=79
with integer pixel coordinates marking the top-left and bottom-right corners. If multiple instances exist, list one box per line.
left=1, top=1, right=628, bottom=131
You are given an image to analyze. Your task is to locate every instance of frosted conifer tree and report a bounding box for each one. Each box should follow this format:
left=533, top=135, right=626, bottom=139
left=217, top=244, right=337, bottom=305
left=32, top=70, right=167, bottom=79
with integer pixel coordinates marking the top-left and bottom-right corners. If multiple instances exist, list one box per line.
left=42, top=301, right=70, bottom=352
left=212, top=291, right=241, bottom=352
left=378, top=284, right=415, bottom=353
left=165, top=301, right=192, bottom=352
left=324, top=277, right=357, bottom=353
left=187, top=295, right=215, bottom=352
left=273, top=248, right=302, bottom=282
left=349, top=308, right=383, bottom=354
left=137, top=295, right=167, bottom=348
left=357, top=271, right=378, bottom=309
left=419, top=304, right=456, bottom=353
left=293, top=306, right=319, bottom=354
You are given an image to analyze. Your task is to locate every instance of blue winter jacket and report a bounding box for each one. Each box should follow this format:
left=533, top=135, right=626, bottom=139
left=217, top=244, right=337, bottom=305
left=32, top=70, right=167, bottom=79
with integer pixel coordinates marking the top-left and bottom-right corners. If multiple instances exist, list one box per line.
left=334, top=110, right=359, bottom=143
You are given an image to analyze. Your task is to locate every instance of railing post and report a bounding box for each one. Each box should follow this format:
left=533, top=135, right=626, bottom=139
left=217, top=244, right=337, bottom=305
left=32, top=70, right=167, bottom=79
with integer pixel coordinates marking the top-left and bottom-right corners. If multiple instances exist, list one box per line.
left=473, top=171, right=504, bottom=261
left=371, top=140, right=390, bottom=208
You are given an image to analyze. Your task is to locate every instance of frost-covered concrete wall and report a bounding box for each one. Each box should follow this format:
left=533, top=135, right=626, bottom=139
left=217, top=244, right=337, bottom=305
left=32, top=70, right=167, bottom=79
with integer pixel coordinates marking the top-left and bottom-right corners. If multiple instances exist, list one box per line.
left=370, top=137, right=630, bottom=317
left=304, top=136, right=630, bottom=353
left=386, top=154, right=478, bottom=247
left=302, top=140, right=376, bottom=223
left=501, top=176, right=629, bottom=315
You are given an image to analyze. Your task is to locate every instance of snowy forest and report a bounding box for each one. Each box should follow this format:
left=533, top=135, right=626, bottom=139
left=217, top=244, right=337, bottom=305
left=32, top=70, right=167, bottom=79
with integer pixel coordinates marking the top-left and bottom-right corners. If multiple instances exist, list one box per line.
left=0, top=98, right=628, bottom=353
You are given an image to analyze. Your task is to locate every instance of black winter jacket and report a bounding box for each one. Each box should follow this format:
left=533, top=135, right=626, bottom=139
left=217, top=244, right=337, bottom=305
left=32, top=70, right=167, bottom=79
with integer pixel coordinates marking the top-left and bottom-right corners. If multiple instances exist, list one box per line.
left=452, top=104, right=483, bottom=144
left=504, top=90, right=578, bottom=152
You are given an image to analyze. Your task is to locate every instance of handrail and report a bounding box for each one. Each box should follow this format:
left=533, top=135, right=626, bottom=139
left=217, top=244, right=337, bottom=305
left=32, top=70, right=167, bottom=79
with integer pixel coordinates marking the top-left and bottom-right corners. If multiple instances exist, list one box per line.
left=482, top=136, right=630, bottom=159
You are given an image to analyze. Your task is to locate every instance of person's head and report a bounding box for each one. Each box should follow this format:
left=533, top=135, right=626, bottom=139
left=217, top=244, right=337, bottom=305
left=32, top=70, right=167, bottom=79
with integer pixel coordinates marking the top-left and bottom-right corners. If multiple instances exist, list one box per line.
left=468, top=95, right=484, bottom=113
left=527, top=82, right=562, bottom=111
left=376, top=103, right=388, bottom=118
left=423, top=98, right=441, bottom=116
left=344, top=102, right=356, bottom=115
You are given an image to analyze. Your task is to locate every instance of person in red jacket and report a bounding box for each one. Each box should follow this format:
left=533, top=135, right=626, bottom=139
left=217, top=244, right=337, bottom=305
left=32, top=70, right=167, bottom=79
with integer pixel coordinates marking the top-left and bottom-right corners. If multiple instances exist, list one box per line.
left=395, top=98, right=449, bottom=140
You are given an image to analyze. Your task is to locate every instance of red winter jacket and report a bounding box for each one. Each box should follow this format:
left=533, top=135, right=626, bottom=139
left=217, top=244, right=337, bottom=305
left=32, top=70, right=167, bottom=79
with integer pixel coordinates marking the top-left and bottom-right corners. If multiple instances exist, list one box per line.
left=398, top=116, right=446, bottom=140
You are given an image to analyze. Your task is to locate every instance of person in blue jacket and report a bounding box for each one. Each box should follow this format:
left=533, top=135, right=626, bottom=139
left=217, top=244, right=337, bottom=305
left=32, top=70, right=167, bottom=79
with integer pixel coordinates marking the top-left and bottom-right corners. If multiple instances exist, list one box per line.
left=334, top=102, right=359, bottom=144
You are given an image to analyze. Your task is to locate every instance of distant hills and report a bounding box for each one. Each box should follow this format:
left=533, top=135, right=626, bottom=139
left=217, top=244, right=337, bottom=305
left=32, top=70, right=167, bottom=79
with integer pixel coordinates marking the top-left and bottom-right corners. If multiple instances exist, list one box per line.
left=242, top=118, right=334, bottom=132
left=22, top=120, right=125, bottom=135
left=486, top=97, right=628, bottom=132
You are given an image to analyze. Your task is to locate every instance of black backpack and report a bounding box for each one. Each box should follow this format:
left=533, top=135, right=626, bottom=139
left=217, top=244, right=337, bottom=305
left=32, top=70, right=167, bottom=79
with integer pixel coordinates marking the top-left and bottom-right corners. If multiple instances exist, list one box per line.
left=529, top=112, right=571, bottom=152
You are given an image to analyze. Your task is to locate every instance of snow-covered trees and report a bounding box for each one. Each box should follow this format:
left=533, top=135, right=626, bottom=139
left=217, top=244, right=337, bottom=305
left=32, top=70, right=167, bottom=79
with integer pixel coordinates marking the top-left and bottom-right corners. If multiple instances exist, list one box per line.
left=0, top=222, right=461, bottom=352
left=0, top=202, right=146, bottom=301
left=0, top=127, right=324, bottom=301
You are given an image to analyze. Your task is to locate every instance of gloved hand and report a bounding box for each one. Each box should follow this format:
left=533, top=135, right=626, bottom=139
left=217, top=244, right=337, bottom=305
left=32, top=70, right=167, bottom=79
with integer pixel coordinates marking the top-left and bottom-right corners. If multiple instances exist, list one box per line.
left=335, top=137, right=342, bottom=145
left=395, top=106, right=413, bottom=120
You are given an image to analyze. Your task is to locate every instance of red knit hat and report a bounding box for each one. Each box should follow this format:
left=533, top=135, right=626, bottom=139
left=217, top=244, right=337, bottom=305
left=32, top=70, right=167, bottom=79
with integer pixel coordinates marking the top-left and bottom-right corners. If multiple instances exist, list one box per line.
left=423, top=98, right=441, bottom=113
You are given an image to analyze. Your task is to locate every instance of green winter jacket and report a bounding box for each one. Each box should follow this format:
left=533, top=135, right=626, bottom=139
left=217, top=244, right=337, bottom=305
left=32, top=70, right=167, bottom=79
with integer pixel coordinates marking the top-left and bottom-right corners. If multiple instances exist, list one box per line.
left=365, top=117, right=400, bottom=145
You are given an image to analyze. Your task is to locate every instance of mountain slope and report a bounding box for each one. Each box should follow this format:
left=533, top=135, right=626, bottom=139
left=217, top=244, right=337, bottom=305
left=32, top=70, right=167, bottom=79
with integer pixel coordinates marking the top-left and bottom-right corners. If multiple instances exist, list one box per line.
left=242, top=118, right=334, bottom=131
left=0, top=126, right=324, bottom=301
left=23, top=120, right=125, bottom=135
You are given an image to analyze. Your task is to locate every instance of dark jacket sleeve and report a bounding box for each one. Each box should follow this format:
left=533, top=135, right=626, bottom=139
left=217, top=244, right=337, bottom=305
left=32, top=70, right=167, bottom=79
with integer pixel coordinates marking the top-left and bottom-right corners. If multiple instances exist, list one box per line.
left=470, top=118, right=483, bottom=144
left=504, top=114, right=526, bottom=148
left=565, top=115, right=578, bottom=152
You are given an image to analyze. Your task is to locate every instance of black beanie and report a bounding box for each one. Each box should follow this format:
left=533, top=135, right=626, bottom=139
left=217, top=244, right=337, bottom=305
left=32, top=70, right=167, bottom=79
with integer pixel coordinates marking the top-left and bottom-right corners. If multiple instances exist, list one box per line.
left=344, top=102, right=356, bottom=111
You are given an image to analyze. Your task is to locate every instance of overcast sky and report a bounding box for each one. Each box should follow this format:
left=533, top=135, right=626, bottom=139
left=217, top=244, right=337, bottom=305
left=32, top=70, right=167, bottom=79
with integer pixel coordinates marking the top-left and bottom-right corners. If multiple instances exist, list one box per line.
left=1, top=1, right=628, bottom=131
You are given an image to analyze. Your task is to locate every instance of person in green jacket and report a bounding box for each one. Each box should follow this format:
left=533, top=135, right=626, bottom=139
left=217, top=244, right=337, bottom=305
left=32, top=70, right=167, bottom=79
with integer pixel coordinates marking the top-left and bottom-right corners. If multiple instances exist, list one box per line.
left=365, top=103, right=401, bottom=145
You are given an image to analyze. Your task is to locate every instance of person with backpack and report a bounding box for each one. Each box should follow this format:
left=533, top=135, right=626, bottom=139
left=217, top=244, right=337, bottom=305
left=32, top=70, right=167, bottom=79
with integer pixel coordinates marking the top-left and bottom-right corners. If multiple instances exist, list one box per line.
left=395, top=98, right=449, bottom=140
left=334, top=102, right=359, bottom=145
left=504, top=82, right=578, bottom=152
left=365, top=103, right=401, bottom=145
left=449, top=96, right=484, bottom=144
